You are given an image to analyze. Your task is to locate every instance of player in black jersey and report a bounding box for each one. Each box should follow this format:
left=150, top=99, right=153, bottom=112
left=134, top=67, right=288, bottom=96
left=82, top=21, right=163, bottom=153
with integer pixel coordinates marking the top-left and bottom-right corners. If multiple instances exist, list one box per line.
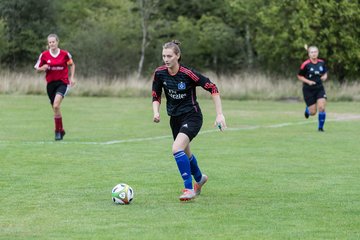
left=152, top=40, right=227, bottom=201
left=297, top=46, right=328, bottom=131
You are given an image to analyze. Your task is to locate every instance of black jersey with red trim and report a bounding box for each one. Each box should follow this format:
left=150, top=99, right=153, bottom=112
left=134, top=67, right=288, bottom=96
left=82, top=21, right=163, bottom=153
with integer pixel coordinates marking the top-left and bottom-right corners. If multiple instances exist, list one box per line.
left=152, top=65, right=219, bottom=117
left=298, top=59, right=327, bottom=87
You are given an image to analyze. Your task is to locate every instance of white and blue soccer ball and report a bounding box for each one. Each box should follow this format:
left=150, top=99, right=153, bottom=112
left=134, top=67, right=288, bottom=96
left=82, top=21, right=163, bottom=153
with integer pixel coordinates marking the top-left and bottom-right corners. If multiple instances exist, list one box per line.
left=112, top=183, right=134, bottom=205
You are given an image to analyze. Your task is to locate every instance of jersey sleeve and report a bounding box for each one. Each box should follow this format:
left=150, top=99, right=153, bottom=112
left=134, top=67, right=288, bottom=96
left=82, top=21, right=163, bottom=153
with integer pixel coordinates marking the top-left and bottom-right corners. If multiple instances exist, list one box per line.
left=298, top=61, right=308, bottom=77
left=66, top=52, right=74, bottom=65
left=321, top=61, right=328, bottom=74
left=34, top=53, right=45, bottom=69
left=298, top=68, right=306, bottom=77
left=194, top=70, right=219, bottom=95
left=152, top=71, right=163, bottom=103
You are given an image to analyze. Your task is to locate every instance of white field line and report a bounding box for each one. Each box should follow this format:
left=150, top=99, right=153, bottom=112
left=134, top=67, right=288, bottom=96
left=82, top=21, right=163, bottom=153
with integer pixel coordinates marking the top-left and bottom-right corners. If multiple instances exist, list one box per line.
left=1, top=115, right=359, bottom=146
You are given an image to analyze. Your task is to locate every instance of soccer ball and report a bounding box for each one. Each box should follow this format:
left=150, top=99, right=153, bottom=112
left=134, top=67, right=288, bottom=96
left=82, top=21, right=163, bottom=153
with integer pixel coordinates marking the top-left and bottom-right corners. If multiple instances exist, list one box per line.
left=112, top=183, right=134, bottom=205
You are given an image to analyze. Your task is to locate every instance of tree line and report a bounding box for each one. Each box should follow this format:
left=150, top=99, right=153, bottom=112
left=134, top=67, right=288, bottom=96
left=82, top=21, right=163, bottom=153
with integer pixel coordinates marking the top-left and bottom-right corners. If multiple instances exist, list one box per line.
left=0, top=0, right=359, bottom=83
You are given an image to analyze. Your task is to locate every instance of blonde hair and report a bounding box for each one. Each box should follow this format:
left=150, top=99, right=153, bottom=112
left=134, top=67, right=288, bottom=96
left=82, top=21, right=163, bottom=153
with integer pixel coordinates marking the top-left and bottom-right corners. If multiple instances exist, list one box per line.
left=163, top=40, right=181, bottom=61
left=47, top=33, right=59, bottom=42
left=307, top=45, right=318, bottom=53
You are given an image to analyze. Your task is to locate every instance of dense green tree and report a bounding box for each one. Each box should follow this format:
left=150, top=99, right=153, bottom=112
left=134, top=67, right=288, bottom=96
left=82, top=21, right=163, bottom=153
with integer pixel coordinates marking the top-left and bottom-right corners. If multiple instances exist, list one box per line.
left=0, top=19, right=8, bottom=66
left=149, top=1, right=241, bottom=74
left=54, top=0, right=121, bottom=43
left=56, top=0, right=142, bottom=77
left=0, top=0, right=57, bottom=69
left=0, top=0, right=358, bottom=81
left=317, top=0, right=360, bottom=82
left=196, top=15, right=238, bottom=74
left=227, top=0, right=266, bottom=69
left=157, top=0, right=229, bottom=21
left=254, top=0, right=360, bottom=82
left=131, top=0, right=160, bottom=78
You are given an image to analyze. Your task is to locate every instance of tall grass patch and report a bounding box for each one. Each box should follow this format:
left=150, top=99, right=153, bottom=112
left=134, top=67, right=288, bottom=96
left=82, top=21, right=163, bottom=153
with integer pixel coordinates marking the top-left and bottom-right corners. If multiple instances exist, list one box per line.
left=1, top=70, right=359, bottom=101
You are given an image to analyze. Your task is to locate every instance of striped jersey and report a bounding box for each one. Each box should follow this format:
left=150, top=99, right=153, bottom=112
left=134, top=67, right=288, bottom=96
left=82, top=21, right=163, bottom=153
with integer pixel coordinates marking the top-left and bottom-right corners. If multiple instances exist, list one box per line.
left=298, top=59, right=327, bottom=87
left=152, top=65, right=219, bottom=116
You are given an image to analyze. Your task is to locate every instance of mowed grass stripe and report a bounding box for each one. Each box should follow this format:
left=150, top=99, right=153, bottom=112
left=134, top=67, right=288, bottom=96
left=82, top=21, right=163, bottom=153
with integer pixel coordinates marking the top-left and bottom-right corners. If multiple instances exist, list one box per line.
left=1, top=114, right=359, bottom=145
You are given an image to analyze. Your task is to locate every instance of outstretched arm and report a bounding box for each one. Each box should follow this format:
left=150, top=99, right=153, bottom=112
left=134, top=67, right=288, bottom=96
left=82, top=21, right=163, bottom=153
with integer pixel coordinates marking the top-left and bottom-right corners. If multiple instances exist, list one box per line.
left=212, top=94, right=226, bottom=131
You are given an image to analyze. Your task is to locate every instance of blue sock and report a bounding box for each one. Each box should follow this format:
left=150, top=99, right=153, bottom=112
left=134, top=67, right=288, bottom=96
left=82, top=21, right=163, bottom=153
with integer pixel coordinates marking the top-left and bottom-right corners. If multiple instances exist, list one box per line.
left=173, top=151, right=192, bottom=189
left=318, top=111, right=326, bottom=129
left=189, top=154, right=202, bottom=182
left=305, top=107, right=310, bottom=115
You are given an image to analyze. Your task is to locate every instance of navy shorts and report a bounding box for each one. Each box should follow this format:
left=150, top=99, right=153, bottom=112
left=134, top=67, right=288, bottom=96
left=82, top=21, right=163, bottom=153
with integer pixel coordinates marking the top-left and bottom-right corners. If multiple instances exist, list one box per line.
left=47, top=80, right=69, bottom=105
left=302, top=85, right=327, bottom=106
left=170, top=110, right=203, bottom=141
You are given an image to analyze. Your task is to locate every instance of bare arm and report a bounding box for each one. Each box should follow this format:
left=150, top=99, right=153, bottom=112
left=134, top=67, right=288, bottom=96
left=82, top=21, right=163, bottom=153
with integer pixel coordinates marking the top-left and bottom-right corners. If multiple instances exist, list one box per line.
left=297, top=75, right=316, bottom=86
left=35, top=64, right=49, bottom=73
left=69, top=63, right=76, bottom=86
left=152, top=101, right=160, bottom=123
left=212, top=94, right=226, bottom=131
left=320, top=72, right=328, bottom=81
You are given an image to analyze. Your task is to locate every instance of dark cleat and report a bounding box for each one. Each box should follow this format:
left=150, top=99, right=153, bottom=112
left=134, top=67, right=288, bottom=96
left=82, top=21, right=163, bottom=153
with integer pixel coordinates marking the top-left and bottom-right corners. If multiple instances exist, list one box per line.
left=318, top=128, right=324, bottom=132
left=55, top=130, right=66, bottom=141
left=55, top=131, right=62, bottom=141
left=304, top=111, right=309, bottom=119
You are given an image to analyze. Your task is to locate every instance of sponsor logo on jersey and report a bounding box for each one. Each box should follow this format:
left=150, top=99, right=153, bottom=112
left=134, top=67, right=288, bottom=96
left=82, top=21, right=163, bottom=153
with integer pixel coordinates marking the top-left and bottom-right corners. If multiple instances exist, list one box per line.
left=47, top=60, right=51, bottom=63
left=319, top=66, right=323, bottom=72
left=168, top=89, right=186, bottom=99
left=50, top=66, right=65, bottom=70
left=178, top=82, right=186, bottom=90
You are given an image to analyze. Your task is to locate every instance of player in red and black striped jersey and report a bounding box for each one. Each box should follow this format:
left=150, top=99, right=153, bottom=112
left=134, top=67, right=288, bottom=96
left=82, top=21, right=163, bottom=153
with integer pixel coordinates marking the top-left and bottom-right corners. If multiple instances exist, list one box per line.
left=152, top=63, right=219, bottom=117
left=297, top=46, right=328, bottom=131
left=34, top=34, right=76, bottom=140
left=152, top=40, right=227, bottom=201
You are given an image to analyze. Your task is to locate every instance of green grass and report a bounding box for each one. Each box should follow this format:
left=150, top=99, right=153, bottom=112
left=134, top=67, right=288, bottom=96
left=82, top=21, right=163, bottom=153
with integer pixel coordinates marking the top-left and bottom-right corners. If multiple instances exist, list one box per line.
left=1, top=95, right=360, bottom=239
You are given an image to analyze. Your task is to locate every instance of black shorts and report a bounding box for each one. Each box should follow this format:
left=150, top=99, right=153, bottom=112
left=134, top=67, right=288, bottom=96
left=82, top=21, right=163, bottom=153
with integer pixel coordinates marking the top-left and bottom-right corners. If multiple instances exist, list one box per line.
left=170, top=110, right=203, bottom=141
left=302, top=85, right=327, bottom=106
left=47, top=81, right=69, bottom=105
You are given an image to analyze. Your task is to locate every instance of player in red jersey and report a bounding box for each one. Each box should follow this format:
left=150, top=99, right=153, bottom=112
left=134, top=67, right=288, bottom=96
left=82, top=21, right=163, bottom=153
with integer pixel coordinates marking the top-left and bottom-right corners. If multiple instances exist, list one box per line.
left=297, top=46, right=328, bottom=131
left=34, top=34, right=76, bottom=140
left=152, top=40, right=227, bottom=201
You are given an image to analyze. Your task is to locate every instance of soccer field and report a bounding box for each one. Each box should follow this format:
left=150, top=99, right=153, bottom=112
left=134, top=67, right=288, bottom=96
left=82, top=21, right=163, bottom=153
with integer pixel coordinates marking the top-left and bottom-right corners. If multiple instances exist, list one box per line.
left=1, top=95, right=359, bottom=239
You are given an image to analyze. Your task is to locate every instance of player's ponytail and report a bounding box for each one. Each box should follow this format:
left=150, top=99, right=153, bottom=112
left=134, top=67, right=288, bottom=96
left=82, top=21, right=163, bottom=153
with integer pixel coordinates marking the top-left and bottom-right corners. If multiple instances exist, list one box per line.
left=305, top=45, right=318, bottom=53
left=304, top=44, right=308, bottom=51
left=171, top=40, right=181, bottom=46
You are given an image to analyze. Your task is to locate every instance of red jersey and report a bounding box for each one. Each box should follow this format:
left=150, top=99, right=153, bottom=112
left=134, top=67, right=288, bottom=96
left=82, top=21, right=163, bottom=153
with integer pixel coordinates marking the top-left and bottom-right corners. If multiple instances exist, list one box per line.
left=34, top=49, right=73, bottom=84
